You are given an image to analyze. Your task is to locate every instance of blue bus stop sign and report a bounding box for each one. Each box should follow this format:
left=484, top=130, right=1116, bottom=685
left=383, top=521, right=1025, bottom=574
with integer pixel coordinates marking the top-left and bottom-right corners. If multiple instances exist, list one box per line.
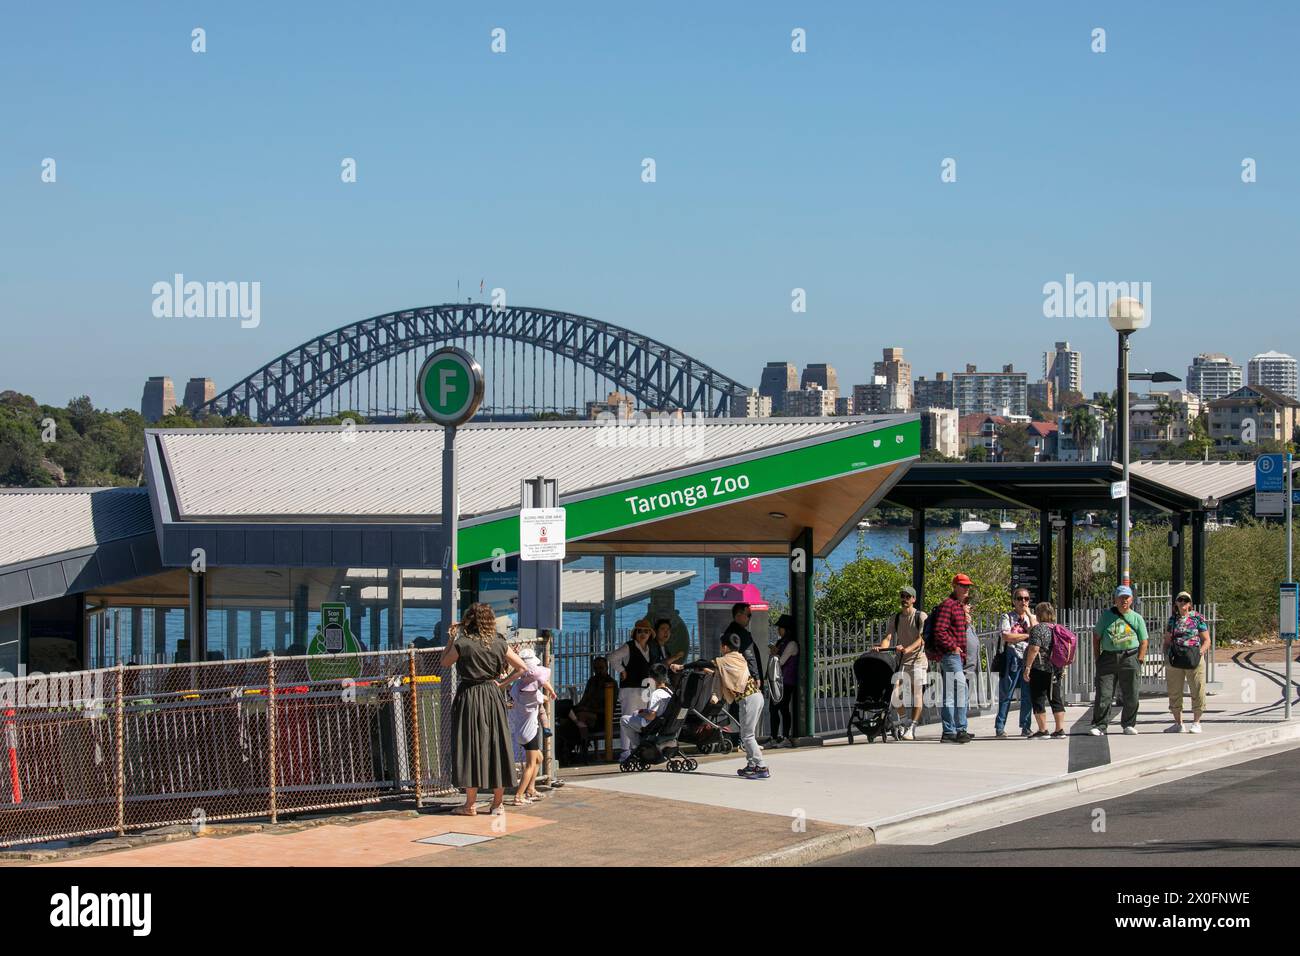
left=1256, top=454, right=1284, bottom=492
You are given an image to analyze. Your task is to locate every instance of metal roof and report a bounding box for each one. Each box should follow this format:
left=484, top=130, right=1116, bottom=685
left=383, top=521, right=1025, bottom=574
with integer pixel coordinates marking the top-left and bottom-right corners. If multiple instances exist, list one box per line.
left=1129, top=460, right=1299, bottom=506
left=151, top=418, right=870, bottom=521
left=0, top=488, right=154, bottom=568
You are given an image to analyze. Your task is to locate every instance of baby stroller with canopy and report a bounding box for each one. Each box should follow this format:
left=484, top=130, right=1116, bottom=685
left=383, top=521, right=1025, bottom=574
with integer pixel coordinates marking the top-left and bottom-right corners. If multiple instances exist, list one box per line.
left=620, top=666, right=739, bottom=771
left=847, top=648, right=904, bottom=744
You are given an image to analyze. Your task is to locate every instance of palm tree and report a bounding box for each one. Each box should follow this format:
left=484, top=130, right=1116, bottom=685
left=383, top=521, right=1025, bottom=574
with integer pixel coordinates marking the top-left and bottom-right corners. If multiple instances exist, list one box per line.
left=1067, top=405, right=1100, bottom=461
left=1093, top=392, right=1117, bottom=460
left=1152, top=395, right=1176, bottom=444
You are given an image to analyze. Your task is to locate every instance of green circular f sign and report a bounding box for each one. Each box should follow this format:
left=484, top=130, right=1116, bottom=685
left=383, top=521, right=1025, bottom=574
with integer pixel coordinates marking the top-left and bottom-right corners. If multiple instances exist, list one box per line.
left=417, top=347, right=485, bottom=425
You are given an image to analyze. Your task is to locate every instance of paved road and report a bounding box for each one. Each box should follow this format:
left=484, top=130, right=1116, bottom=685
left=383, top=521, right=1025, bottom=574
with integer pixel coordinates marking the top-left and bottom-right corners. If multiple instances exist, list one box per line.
left=820, top=745, right=1300, bottom=866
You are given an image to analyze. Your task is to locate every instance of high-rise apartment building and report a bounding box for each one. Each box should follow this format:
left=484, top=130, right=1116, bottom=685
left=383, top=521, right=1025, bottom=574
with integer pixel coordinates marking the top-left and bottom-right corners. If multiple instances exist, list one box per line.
left=800, top=363, right=839, bottom=397
left=953, top=364, right=1028, bottom=417
left=853, top=377, right=908, bottom=414
left=1186, top=353, right=1242, bottom=403
left=784, top=384, right=836, bottom=417
left=913, top=372, right=955, bottom=410
left=1247, top=350, right=1298, bottom=401
left=760, top=362, right=799, bottom=414
left=1043, top=341, right=1082, bottom=398
left=872, top=348, right=912, bottom=409
left=730, top=388, right=773, bottom=418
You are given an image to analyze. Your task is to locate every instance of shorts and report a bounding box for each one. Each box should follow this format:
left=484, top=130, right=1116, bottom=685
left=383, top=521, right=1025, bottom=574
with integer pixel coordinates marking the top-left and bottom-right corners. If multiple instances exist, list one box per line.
left=891, top=663, right=928, bottom=709
left=522, top=726, right=543, bottom=752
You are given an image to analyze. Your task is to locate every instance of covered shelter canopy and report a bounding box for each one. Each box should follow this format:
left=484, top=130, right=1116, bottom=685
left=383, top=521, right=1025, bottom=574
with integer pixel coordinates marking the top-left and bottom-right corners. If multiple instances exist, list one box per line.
left=143, top=416, right=920, bottom=568
left=884, top=459, right=1298, bottom=609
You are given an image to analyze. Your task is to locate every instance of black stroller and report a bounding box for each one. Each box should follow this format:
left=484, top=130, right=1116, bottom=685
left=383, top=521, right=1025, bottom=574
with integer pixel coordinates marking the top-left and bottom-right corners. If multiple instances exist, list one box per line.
left=620, top=668, right=736, bottom=772
left=847, top=648, right=904, bottom=744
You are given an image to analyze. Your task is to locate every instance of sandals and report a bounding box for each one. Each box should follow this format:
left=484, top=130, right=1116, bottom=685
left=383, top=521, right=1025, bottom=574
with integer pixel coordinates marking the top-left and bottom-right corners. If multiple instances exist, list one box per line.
left=450, top=805, right=477, bottom=816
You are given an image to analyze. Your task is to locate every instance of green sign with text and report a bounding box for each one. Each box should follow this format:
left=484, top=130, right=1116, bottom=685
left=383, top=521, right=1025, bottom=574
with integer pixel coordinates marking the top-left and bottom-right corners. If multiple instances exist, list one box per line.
left=456, top=420, right=918, bottom=566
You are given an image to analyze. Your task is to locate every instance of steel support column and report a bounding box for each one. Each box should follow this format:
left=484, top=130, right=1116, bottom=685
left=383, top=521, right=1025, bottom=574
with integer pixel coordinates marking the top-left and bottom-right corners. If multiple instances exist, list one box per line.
left=1191, top=511, right=1207, bottom=605
left=911, top=508, right=926, bottom=609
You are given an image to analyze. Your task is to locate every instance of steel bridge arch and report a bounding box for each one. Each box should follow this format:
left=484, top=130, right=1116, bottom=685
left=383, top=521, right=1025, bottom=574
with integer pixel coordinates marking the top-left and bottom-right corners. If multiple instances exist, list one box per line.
left=199, top=303, right=752, bottom=422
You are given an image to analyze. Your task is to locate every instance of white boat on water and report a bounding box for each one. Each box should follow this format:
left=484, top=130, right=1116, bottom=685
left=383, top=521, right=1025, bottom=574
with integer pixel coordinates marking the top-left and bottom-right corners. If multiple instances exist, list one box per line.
left=998, top=510, right=1017, bottom=531
left=857, top=518, right=873, bottom=530
left=960, top=514, right=991, bottom=533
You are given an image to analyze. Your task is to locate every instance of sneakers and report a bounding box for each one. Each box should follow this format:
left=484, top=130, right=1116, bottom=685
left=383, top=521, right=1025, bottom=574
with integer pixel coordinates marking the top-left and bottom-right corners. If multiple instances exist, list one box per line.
left=955, top=731, right=972, bottom=743
left=1165, top=723, right=1184, bottom=733
left=1089, top=727, right=1104, bottom=736
left=1030, top=730, right=1049, bottom=739
left=1123, top=726, right=1138, bottom=736
left=739, top=764, right=770, bottom=779
left=1050, top=729, right=1066, bottom=739
left=940, top=734, right=961, bottom=743
left=1021, top=727, right=1034, bottom=738
left=1189, top=721, right=1203, bottom=734
left=902, top=725, right=915, bottom=741
left=784, top=738, right=799, bottom=748
left=995, top=729, right=1007, bottom=738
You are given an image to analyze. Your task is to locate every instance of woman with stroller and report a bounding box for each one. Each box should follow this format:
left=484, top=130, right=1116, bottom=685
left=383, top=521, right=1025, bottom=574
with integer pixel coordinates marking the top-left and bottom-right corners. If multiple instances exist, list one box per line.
left=676, top=630, right=769, bottom=778
left=440, top=603, right=534, bottom=816
left=1021, top=602, right=1070, bottom=739
left=607, top=618, right=656, bottom=761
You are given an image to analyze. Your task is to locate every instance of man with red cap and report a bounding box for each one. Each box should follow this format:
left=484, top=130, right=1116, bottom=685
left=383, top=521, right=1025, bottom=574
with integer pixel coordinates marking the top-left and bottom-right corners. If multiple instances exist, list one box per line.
left=930, top=573, right=974, bottom=743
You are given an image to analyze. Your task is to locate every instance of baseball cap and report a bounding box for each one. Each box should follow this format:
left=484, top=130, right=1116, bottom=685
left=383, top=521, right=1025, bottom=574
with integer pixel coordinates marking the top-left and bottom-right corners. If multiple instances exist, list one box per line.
left=1114, top=585, right=1134, bottom=598
left=952, top=574, right=973, bottom=586
left=1175, top=590, right=1193, bottom=602
left=900, top=586, right=917, bottom=598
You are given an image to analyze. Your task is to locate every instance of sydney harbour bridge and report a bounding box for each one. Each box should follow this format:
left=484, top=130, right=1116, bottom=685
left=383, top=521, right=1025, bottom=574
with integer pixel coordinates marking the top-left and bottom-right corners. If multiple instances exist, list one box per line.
left=199, top=303, right=752, bottom=423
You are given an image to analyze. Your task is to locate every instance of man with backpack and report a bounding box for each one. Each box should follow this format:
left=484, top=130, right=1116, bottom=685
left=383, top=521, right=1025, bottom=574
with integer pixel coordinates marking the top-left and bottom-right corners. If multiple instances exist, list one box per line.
left=926, top=574, right=973, bottom=743
left=879, top=586, right=927, bottom=740
left=1021, top=602, right=1076, bottom=738
left=1089, top=585, right=1149, bottom=736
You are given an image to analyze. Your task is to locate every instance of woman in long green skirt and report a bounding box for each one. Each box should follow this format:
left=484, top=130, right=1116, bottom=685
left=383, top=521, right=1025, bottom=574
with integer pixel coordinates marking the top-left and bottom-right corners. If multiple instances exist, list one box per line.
left=440, top=603, right=529, bottom=815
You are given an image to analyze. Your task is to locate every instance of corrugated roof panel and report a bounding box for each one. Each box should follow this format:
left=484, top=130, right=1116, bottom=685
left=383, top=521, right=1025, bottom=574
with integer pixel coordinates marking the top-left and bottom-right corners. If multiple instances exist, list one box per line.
left=0, top=488, right=154, bottom=568
left=157, top=419, right=859, bottom=521
left=1129, top=460, right=1297, bottom=503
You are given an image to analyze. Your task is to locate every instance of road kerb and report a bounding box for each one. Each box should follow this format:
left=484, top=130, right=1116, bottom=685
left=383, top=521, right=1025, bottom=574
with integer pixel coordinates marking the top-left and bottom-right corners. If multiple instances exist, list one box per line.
left=734, top=719, right=1300, bottom=865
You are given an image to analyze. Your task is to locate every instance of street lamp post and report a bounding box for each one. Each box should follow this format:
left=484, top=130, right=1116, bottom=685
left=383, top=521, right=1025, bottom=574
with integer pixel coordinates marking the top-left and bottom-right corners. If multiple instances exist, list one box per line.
left=1109, top=297, right=1148, bottom=588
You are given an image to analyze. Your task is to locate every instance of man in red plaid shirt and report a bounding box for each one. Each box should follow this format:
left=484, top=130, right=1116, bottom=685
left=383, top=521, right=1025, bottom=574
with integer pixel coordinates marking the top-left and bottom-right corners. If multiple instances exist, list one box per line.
left=932, top=574, right=973, bottom=743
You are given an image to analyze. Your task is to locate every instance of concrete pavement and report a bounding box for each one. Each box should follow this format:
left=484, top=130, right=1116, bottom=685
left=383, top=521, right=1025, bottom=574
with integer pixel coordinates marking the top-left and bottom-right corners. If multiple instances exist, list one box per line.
left=6, top=658, right=1296, bottom=867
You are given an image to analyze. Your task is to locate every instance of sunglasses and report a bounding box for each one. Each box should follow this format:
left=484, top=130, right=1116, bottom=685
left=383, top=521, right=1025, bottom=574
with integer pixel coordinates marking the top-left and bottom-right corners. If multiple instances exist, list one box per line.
left=1014, top=595, right=1030, bottom=602
left=1176, top=597, right=1192, bottom=604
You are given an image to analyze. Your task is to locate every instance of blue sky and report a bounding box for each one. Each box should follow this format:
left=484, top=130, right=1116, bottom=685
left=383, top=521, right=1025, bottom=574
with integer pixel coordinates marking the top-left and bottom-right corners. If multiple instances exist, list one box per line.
left=2, top=1, right=1297, bottom=411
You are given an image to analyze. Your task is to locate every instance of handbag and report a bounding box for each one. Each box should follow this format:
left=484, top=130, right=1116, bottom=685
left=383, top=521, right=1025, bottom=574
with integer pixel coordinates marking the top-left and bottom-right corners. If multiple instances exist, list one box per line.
left=1167, top=638, right=1201, bottom=670
left=765, top=652, right=785, bottom=704
left=991, top=636, right=1006, bottom=674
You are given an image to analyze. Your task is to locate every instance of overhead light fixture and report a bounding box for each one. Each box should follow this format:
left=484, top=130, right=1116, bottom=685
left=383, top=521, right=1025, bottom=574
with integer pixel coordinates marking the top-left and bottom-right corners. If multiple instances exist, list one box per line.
left=768, top=511, right=787, bottom=519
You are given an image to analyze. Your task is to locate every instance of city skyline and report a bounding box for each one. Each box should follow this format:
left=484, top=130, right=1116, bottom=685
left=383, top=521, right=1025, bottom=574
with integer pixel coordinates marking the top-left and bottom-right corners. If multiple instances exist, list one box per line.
left=3, top=2, right=1299, bottom=412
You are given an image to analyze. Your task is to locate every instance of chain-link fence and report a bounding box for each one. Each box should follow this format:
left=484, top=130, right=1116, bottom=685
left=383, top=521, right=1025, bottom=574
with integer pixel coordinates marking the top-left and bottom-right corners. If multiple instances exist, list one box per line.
left=0, top=647, right=459, bottom=849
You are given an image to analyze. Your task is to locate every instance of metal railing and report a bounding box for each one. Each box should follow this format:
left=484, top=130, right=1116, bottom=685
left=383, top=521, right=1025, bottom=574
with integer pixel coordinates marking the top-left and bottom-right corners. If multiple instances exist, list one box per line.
left=0, top=648, right=460, bottom=849
left=810, top=614, right=1002, bottom=737
left=1060, top=602, right=1218, bottom=702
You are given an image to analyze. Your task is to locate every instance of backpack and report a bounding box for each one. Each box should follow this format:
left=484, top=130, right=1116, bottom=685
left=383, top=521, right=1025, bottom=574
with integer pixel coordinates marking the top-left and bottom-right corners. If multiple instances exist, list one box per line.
left=922, top=606, right=942, bottom=657
left=1048, top=624, right=1078, bottom=669
left=765, top=644, right=785, bottom=703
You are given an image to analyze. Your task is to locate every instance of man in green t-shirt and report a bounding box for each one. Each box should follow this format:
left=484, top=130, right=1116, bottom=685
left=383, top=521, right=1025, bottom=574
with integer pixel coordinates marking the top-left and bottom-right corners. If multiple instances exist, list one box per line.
left=1089, top=585, right=1149, bottom=735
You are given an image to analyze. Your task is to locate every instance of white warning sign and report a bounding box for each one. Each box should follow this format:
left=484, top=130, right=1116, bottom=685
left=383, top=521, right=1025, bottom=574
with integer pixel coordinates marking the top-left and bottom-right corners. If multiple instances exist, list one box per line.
left=520, top=507, right=566, bottom=561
